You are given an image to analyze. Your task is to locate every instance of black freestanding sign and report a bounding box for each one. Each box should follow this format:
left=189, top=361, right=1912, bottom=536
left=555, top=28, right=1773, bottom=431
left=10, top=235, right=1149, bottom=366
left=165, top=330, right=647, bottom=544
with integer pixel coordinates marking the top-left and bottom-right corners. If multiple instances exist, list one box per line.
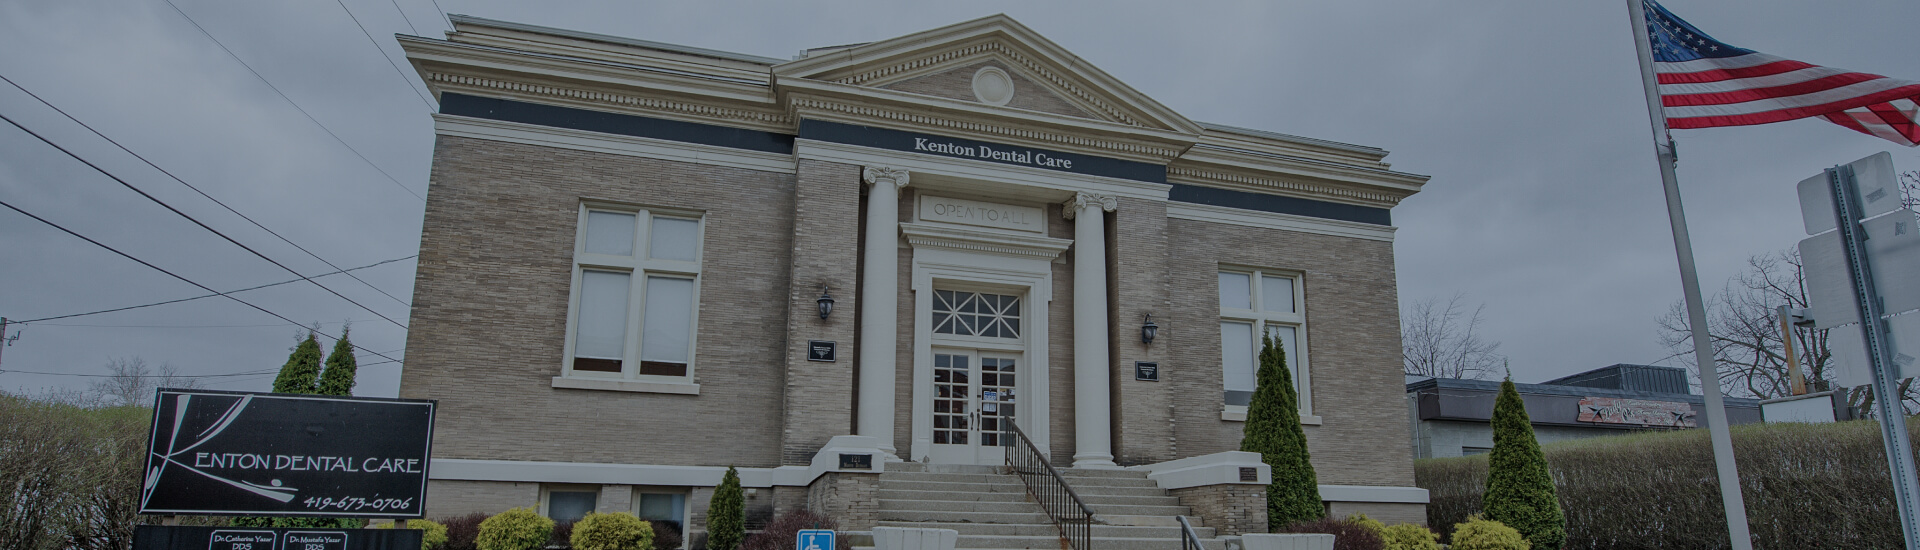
left=139, top=389, right=436, bottom=517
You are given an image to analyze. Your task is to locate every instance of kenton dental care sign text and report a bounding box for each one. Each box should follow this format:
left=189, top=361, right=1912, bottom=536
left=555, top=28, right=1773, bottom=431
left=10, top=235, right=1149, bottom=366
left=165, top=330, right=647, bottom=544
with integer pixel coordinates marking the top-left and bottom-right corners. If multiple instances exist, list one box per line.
left=914, top=137, right=1075, bottom=169
left=192, top=452, right=423, bottom=474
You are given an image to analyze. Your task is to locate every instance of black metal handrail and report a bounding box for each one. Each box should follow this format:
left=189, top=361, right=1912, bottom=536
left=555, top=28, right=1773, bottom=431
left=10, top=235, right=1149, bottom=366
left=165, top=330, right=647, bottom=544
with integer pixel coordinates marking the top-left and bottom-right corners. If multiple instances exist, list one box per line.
left=1003, top=419, right=1094, bottom=550
left=1176, top=516, right=1205, bottom=550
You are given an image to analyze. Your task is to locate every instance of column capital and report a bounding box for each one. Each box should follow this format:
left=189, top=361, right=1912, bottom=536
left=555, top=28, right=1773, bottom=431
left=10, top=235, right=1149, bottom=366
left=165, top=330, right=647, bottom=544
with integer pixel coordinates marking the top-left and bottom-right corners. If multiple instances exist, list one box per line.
left=862, top=166, right=911, bottom=189
left=1061, top=192, right=1117, bottom=220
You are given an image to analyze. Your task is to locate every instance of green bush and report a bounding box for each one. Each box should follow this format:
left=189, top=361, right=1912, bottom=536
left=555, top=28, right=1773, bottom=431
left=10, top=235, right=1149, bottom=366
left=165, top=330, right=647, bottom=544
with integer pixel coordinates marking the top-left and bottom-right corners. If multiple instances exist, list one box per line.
left=1346, top=513, right=1386, bottom=537
left=706, top=467, right=744, bottom=550
left=476, top=507, right=554, bottom=550
left=1451, top=516, right=1529, bottom=550
left=1241, top=333, right=1321, bottom=529
left=376, top=519, right=450, bottom=550
left=571, top=512, right=654, bottom=550
left=1418, top=417, right=1920, bottom=549
left=1379, top=524, right=1440, bottom=550
left=1481, top=377, right=1564, bottom=550
left=1279, top=517, right=1383, bottom=550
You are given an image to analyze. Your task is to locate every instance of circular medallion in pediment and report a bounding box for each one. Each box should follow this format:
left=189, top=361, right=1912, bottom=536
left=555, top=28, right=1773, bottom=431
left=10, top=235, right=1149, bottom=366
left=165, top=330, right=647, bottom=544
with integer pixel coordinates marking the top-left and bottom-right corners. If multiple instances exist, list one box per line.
left=971, top=66, right=1015, bottom=106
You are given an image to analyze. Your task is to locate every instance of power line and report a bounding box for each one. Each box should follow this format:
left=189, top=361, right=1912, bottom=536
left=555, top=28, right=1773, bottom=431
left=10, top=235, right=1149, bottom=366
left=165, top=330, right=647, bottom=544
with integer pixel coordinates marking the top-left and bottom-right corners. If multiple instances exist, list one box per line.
left=0, top=198, right=400, bottom=365
left=423, top=0, right=452, bottom=30
left=331, top=0, right=439, bottom=110
left=31, top=321, right=370, bottom=328
left=0, top=111, right=410, bottom=331
left=386, top=0, right=420, bottom=36
left=11, top=255, right=413, bottom=324
left=0, top=74, right=412, bottom=308
left=0, top=368, right=276, bottom=378
left=159, top=0, right=425, bottom=202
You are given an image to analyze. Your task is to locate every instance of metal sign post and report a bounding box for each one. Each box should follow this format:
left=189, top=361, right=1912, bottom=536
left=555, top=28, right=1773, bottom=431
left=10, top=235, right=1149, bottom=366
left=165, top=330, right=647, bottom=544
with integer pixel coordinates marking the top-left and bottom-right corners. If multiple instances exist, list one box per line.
left=1825, top=162, right=1920, bottom=549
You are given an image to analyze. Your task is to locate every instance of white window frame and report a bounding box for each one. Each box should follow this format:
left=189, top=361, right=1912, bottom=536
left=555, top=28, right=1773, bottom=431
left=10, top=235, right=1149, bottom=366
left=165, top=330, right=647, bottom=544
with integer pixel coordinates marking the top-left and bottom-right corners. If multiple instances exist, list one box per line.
left=539, top=483, right=601, bottom=523
left=555, top=203, right=705, bottom=394
left=1219, top=267, right=1318, bottom=424
left=630, top=486, right=692, bottom=549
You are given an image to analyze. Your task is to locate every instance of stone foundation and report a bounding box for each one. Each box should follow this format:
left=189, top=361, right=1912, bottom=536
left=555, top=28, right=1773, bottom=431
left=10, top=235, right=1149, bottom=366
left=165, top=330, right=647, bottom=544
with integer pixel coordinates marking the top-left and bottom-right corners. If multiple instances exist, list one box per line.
left=807, top=472, right=880, bottom=530
left=1169, top=484, right=1268, bottom=536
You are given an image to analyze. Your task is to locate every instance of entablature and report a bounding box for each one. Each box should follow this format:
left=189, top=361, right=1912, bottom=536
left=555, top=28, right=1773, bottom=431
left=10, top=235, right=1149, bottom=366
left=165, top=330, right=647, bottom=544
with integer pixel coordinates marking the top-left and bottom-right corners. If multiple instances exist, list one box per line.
left=1169, top=146, right=1428, bottom=209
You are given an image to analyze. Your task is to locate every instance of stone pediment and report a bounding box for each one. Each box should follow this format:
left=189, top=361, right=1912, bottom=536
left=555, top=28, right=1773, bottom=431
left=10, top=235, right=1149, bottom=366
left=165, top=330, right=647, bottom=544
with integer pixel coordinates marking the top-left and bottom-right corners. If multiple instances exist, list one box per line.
left=774, top=15, right=1201, bottom=135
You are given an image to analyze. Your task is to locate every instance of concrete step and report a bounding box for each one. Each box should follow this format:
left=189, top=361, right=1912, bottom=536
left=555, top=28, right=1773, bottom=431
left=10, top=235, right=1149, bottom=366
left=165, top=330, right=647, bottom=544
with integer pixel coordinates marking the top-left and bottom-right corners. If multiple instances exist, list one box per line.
left=1052, top=468, right=1154, bottom=480
left=879, top=472, right=1161, bottom=488
left=951, top=535, right=1226, bottom=550
left=876, top=521, right=1215, bottom=539
left=877, top=489, right=1181, bottom=507
left=1085, top=502, right=1194, bottom=516
left=878, top=479, right=1169, bottom=496
left=879, top=498, right=1190, bottom=517
left=876, top=509, right=1054, bottom=524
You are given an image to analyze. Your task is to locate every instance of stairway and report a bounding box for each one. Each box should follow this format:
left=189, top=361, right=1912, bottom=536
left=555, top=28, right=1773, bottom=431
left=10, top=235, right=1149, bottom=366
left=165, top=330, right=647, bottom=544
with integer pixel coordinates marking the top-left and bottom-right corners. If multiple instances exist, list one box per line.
left=865, top=463, right=1229, bottom=550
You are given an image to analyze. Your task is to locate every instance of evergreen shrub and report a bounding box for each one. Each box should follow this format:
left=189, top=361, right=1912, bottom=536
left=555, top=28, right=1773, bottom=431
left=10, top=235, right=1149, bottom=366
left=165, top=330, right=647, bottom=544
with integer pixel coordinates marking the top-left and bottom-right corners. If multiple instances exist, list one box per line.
left=1278, top=517, right=1383, bottom=550
left=1450, top=516, right=1529, bottom=550
left=1240, top=334, right=1322, bottom=528
left=316, top=325, right=358, bottom=396
left=476, top=507, right=553, bottom=550
left=1482, top=376, right=1564, bottom=550
left=1346, top=513, right=1386, bottom=537
left=1379, top=524, right=1441, bottom=550
left=272, top=333, right=324, bottom=394
left=572, top=512, right=654, bottom=550
left=649, top=521, right=682, bottom=550
left=705, top=467, right=745, bottom=550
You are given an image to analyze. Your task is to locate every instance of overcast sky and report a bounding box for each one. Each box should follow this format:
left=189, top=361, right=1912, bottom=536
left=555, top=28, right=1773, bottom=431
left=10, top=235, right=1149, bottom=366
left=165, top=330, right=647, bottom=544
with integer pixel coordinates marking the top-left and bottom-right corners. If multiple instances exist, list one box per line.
left=2, top=0, right=1917, bottom=399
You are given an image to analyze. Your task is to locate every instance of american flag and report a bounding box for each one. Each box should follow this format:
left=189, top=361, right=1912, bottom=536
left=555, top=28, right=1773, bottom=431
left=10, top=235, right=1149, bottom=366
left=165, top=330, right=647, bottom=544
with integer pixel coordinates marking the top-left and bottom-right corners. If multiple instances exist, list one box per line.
left=1645, top=0, right=1920, bottom=146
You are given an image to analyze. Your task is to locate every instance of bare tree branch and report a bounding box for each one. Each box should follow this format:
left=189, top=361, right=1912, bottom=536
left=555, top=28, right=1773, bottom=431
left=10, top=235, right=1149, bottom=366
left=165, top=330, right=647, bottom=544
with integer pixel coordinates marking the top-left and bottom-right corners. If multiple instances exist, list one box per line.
left=1402, top=294, right=1504, bottom=379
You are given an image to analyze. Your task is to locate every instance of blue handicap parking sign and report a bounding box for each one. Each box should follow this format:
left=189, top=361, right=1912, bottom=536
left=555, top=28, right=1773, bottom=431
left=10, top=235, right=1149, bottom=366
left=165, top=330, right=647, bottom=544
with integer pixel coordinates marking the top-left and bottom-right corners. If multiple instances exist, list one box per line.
left=796, top=529, right=834, bottom=550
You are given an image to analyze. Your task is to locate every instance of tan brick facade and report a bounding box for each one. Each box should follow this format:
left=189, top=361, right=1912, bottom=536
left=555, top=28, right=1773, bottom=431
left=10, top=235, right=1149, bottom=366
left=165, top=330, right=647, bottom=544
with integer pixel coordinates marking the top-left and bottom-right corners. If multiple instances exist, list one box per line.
left=398, top=12, right=1427, bottom=539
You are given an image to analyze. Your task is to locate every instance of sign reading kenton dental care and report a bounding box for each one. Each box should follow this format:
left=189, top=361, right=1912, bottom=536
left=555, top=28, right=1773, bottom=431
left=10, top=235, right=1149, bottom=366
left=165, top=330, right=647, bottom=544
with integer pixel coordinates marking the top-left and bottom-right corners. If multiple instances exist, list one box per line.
left=139, top=389, right=436, bottom=517
left=919, top=195, right=1045, bottom=233
left=913, top=137, right=1076, bottom=169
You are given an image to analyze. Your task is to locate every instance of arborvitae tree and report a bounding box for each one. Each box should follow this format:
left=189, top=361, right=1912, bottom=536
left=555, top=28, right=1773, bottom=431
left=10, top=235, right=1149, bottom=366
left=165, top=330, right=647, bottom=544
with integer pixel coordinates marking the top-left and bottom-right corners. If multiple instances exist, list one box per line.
left=315, top=325, right=358, bottom=396
left=706, top=467, right=744, bottom=550
left=1240, top=333, right=1322, bottom=529
left=1483, top=375, right=1566, bottom=550
left=271, top=332, right=323, bottom=394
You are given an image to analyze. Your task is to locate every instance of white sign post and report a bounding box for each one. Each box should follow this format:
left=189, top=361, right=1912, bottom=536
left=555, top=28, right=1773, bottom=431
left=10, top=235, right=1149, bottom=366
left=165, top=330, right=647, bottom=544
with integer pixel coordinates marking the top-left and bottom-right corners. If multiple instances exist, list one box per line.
left=1795, top=152, right=1920, bottom=549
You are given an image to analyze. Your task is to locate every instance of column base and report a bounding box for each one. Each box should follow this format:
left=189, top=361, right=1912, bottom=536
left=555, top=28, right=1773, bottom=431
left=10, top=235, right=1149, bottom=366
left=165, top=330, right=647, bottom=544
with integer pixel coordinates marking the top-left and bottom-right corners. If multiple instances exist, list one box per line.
left=1071, top=456, right=1120, bottom=469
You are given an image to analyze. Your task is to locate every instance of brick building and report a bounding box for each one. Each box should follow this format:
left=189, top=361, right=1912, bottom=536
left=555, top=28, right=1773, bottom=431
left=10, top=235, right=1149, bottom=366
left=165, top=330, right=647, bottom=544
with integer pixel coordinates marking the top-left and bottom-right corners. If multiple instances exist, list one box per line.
left=397, top=14, right=1431, bottom=545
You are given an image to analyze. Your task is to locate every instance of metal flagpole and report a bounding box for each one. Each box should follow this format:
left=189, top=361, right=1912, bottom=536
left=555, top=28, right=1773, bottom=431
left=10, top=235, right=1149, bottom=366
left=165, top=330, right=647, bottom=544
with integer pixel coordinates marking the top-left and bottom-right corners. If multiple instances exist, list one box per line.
left=1624, top=2, right=1755, bottom=548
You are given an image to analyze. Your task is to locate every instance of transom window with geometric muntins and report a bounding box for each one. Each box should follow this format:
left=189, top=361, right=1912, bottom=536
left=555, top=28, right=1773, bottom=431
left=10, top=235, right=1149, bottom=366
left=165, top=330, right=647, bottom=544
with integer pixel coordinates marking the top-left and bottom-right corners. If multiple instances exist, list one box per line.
left=932, top=290, right=1022, bottom=339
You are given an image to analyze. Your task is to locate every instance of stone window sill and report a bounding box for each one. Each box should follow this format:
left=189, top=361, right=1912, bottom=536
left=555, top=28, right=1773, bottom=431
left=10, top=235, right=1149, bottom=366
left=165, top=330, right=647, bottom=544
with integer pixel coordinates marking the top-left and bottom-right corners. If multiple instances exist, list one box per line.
left=551, top=376, right=700, bottom=395
left=1221, top=407, right=1322, bottom=425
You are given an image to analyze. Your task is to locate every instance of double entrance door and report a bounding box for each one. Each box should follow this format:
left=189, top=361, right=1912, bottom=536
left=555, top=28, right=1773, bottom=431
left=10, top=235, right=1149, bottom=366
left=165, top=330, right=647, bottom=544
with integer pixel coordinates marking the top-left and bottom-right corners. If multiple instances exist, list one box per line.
left=928, top=349, right=1019, bottom=464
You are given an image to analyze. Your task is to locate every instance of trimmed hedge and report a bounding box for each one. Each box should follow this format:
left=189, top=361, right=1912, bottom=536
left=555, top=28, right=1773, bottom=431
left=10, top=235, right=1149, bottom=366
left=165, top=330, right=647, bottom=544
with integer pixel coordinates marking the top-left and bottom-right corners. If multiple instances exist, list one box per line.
left=1419, top=417, right=1920, bottom=549
left=1450, top=516, right=1529, bottom=550
left=572, top=512, right=654, bottom=550
left=476, top=507, right=553, bottom=550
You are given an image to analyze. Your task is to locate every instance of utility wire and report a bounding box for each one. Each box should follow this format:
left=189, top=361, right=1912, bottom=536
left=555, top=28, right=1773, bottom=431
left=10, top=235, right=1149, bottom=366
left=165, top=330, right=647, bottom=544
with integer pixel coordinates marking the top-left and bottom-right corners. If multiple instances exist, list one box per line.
left=332, top=0, right=439, bottom=110
left=387, top=0, right=420, bottom=36
left=0, top=368, right=276, bottom=378
left=11, top=255, right=413, bottom=324
left=1, top=74, right=412, bottom=308
left=159, top=0, right=425, bottom=202
left=0, top=112, right=410, bottom=331
left=424, top=0, right=452, bottom=30
left=0, top=198, right=401, bottom=364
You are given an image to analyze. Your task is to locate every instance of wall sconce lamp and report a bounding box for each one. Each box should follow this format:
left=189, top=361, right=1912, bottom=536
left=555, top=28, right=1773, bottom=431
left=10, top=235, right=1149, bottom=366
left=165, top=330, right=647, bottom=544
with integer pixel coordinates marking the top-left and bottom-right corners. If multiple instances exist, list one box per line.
left=818, top=286, right=835, bottom=320
left=1141, top=314, right=1159, bottom=344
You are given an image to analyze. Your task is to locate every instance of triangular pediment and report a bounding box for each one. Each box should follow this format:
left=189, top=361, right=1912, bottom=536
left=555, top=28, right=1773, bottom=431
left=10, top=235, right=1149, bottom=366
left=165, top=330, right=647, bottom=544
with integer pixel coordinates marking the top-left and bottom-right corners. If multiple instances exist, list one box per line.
left=774, top=15, right=1201, bottom=135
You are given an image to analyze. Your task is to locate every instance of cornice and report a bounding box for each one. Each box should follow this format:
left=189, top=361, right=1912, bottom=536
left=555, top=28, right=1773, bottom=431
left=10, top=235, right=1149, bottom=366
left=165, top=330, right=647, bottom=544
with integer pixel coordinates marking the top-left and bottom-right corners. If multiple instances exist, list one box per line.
left=424, top=71, right=794, bottom=132
left=785, top=88, right=1189, bottom=164
left=900, top=222, right=1073, bottom=260
left=1167, top=165, right=1408, bottom=208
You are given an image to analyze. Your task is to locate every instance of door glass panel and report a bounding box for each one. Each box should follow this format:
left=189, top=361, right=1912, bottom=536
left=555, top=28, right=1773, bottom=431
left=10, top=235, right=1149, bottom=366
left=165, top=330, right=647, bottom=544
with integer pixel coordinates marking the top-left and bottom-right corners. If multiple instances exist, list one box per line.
left=980, top=357, right=1016, bottom=448
left=933, top=354, right=970, bottom=446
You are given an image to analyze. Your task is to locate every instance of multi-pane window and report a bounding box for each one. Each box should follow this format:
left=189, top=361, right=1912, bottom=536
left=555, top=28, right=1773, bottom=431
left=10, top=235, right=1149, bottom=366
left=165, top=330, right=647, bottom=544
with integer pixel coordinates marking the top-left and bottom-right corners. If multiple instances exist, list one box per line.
left=1219, top=269, right=1310, bottom=414
left=566, top=206, right=702, bottom=380
left=634, top=489, right=688, bottom=548
left=932, top=290, right=1022, bottom=339
left=542, top=484, right=599, bottom=523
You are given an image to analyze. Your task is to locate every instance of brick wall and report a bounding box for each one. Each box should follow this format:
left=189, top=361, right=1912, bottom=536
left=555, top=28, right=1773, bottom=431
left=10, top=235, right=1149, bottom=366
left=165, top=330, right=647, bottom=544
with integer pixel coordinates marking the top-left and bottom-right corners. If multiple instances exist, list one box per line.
left=782, top=160, right=863, bottom=464
left=423, top=480, right=539, bottom=518
left=401, top=136, right=796, bottom=468
left=1169, top=484, right=1268, bottom=536
left=1163, top=218, right=1415, bottom=488
left=1109, top=197, right=1173, bottom=464
left=806, top=473, right=880, bottom=530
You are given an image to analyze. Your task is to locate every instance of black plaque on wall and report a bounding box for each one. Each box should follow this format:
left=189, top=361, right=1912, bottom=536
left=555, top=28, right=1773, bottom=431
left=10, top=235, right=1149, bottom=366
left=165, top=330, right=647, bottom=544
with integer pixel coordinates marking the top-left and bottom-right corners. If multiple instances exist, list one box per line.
left=1135, top=362, right=1159, bottom=381
left=808, top=340, right=837, bottom=362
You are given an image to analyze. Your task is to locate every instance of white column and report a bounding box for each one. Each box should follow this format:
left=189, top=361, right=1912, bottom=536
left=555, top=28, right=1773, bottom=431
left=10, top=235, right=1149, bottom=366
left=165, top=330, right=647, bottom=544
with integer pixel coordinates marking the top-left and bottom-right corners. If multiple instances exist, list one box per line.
left=859, top=166, right=909, bottom=460
left=1065, top=192, right=1118, bottom=469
